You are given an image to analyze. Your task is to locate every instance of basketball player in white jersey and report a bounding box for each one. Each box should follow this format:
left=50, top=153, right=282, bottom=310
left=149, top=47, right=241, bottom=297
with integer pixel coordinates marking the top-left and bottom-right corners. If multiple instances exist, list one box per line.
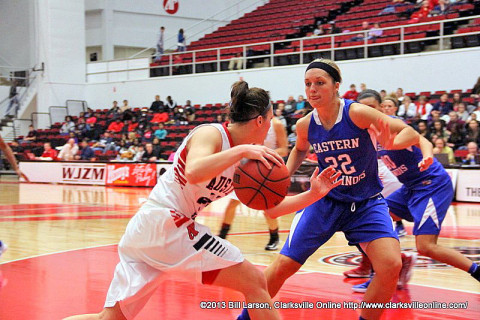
left=64, top=81, right=341, bottom=320
left=218, top=117, right=289, bottom=250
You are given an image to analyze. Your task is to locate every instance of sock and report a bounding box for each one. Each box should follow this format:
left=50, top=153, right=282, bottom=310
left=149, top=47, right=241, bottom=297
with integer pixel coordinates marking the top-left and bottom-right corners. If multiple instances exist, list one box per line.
left=237, top=308, right=250, bottom=320
left=269, top=228, right=279, bottom=240
left=359, top=317, right=367, bottom=320
left=395, top=220, right=403, bottom=226
left=469, top=263, right=480, bottom=281
left=218, top=223, right=230, bottom=239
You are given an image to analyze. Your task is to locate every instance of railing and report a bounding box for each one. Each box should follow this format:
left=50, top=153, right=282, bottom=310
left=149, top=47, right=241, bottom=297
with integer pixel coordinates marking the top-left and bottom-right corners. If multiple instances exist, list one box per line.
left=86, top=14, right=480, bottom=82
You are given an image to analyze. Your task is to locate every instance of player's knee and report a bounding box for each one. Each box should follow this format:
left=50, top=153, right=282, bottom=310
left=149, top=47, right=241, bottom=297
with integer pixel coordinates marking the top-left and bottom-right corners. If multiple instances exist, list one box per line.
left=242, top=267, right=268, bottom=295
left=375, top=255, right=402, bottom=277
left=273, top=255, right=301, bottom=279
left=416, top=241, right=435, bottom=257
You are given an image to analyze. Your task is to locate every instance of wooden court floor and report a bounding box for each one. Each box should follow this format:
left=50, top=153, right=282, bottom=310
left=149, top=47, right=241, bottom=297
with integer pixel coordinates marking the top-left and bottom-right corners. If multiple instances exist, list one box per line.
left=0, top=177, right=479, bottom=319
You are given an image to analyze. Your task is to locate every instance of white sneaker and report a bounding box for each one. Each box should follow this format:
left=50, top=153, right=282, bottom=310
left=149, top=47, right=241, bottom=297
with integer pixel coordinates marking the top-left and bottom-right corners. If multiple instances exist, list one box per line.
left=0, top=241, right=7, bottom=258
left=398, top=252, right=417, bottom=288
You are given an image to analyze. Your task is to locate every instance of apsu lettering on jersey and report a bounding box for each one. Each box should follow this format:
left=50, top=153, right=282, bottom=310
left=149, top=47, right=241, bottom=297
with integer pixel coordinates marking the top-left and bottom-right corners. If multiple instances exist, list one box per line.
left=205, top=176, right=234, bottom=194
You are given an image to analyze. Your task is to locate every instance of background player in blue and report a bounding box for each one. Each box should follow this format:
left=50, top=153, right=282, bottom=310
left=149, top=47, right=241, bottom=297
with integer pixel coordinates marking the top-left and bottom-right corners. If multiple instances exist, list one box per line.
left=239, top=59, right=427, bottom=320
left=353, top=90, right=480, bottom=292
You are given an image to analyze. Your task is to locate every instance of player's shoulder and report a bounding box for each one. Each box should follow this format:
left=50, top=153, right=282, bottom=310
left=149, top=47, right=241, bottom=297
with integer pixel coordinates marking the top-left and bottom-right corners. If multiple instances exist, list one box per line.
left=295, top=112, right=313, bottom=131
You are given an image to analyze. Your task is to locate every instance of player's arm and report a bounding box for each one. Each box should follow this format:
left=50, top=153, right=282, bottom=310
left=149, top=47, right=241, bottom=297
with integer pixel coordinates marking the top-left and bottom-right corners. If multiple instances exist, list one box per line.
left=185, top=126, right=283, bottom=184
left=286, top=114, right=311, bottom=175
left=0, top=135, right=29, bottom=181
left=272, top=118, right=289, bottom=157
left=265, top=166, right=341, bottom=218
left=350, top=103, right=420, bottom=150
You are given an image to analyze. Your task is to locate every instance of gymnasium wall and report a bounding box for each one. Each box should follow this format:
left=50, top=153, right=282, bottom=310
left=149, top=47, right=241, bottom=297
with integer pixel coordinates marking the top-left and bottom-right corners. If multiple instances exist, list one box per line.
left=83, top=48, right=480, bottom=109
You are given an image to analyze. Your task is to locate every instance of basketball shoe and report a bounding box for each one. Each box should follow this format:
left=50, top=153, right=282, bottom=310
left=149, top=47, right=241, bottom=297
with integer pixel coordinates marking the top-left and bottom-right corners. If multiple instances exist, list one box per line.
left=395, top=222, right=407, bottom=237
left=352, top=279, right=371, bottom=293
left=343, top=254, right=372, bottom=278
left=398, top=252, right=417, bottom=289
left=265, top=232, right=279, bottom=251
left=0, top=241, right=7, bottom=258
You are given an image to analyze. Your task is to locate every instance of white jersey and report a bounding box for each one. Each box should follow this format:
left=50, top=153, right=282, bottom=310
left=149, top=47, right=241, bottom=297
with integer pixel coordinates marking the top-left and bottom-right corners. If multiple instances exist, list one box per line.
left=263, top=120, right=278, bottom=150
left=149, top=123, right=235, bottom=218
left=378, top=159, right=402, bottom=197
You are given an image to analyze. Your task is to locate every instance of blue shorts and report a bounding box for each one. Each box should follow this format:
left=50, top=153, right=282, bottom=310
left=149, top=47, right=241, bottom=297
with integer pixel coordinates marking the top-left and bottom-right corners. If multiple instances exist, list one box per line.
left=280, top=194, right=398, bottom=265
left=386, top=177, right=453, bottom=236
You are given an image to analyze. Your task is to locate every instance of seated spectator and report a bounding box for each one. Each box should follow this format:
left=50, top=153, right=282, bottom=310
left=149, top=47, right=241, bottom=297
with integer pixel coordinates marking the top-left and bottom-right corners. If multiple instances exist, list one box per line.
left=465, top=119, right=480, bottom=144
left=36, top=142, right=58, bottom=161
left=447, top=122, right=466, bottom=150
left=120, top=100, right=131, bottom=113
left=107, top=118, right=124, bottom=133
left=313, top=25, right=325, bottom=36
left=415, top=95, right=433, bottom=120
left=432, top=93, right=453, bottom=115
left=130, top=145, right=143, bottom=162
left=142, top=126, right=154, bottom=143
left=452, top=93, right=462, bottom=109
left=173, top=106, right=187, bottom=124
left=142, top=143, right=160, bottom=162
left=360, top=83, right=367, bottom=92
left=126, top=117, right=139, bottom=132
left=431, top=0, right=450, bottom=15
left=108, top=100, right=120, bottom=116
left=75, top=117, right=88, bottom=138
left=446, top=111, right=465, bottom=132
left=165, top=96, right=177, bottom=113
left=228, top=52, right=243, bottom=71
left=456, top=102, right=470, bottom=122
left=86, top=113, right=97, bottom=125
left=150, top=95, right=165, bottom=112
left=463, top=142, right=479, bottom=165
left=215, top=114, right=225, bottom=123
left=75, top=139, right=95, bottom=161
left=275, top=108, right=287, bottom=128
left=284, top=96, right=297, bottom=115
left=380, top=90, right=387, bottom=100
left=396, top=88, right=405, bottom=103
left=154, top=124, right=168, bottom=140
left=408, top=0, right=432, bottom=24
left=328, top=21, right=342, bottom=34
left=152, top=138, right=162, bottom=155
left=368, top=23, right=383, bottom=40
left=433, top=137, right=455, bottom=164
left=343, top=84, right=359, bottom=100
left=92, top=131, right=117, bottom=154
left=60, top=116, right=76, bottom=135
left=58, top=138, right=79, bottom=161
left=23, top=125, right=38, bottom=142
left=84, top=107, right=94, bottom=118
left=398, top=95, right=416, bottom=119
left=416, top=120, right=432, bottom=141
left=431, top=119, right=450, bottom=141
left=185, top=100, right=196, bottom=122
left=68, top=131, right=79, bottom=144
left=288, top=124, right=297, bottom=148
left=293, top=95, right=308, bottom=114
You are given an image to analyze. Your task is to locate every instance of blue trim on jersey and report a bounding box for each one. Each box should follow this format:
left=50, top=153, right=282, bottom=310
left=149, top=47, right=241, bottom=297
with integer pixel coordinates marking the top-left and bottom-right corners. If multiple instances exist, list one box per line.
left=308, top=99, right=383, bottom=202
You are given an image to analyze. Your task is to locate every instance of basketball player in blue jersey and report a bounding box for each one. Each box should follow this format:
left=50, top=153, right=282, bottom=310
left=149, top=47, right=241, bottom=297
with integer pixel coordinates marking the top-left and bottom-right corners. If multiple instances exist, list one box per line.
left=238, top=59, right=428, bottom=320
left=351, top=90, right=480, bottom=292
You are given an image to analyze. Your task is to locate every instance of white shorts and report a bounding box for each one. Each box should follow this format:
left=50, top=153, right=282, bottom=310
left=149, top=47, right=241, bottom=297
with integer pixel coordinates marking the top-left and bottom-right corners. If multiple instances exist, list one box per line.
left=378, top=159, right=403, bottom=198
left=104, top=200, right=244, bottom=319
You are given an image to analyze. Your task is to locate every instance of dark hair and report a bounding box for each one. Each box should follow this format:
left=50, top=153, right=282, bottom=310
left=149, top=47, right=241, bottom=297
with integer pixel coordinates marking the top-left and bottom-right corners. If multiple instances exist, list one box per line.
left=229, top=81, right=271, bottom=123
left=358, top=89, right=382, bottom=104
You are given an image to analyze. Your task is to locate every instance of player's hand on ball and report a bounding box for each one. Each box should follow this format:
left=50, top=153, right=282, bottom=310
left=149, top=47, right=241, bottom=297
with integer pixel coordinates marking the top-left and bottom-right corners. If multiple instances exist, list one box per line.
left=418, top=156, right=433, bottom=172
left=238, top=144, right=284, bottom=169
left=310, top=166, right=342, bottom=198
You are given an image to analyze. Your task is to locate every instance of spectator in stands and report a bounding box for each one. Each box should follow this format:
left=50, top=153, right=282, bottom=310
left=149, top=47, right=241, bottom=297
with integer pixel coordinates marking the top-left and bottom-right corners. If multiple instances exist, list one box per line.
left=433, top=93, right=454, bottom=115
left=284, top=96, right=296, bottom=115
left=185, top=100, right=195, bottom=122
left=177, top=28, right=186, bottom=52
left=92, top=131, right=117, bottom=154
left=151, top=110, right=169, bottom=123
left=431, top=0, right=450, bottom=15
left=107, top=118, right=124, bottom=133
left=117, top=140, right=132, bottom=161
left=108, top=101, right=120, bottom=116
left=416, top=120, right=432, bottom=141
left=60, top=116, right=76, bottom=135
left=75, top=117, right=88, bottom=138
left=36, top=142, right=58, bottom=161
left=380, top=90, right=387, bottom=100
left=68, top=131, right=79, bottom=144
left=343, top=84, right=359, bottom=100
left=165, top=96, right=177, bottom=113
left=396, top=88, right=405, bottom=103
left=75, top=140, right=95, bottom=161
left=150, top=95, right=165, bottom=112
left=215, top=114, right=224, bottom=123
left=152, top=138, right=162, bottom=155
left=408, top=0, right=432, bottom=23
left=228, top=52, right=243, bottom=71
left=155, top=26, right=165, bottom=62
left=86, top=112, right=97, bottom=126
left=466, top=119, right=480, bottom=144
left=142, top=143, right=160, bottom=162
left=452, top=93, right=462, bottom=108
left=447, top=122, right=466, bottom=150
left=288, top=124, right=297, bottom=148
left=126, top=117, right=139, bottom=133
left=313, top=25, right=325, bottom=36
left=447, top=111, right=465, bottom=132
left=368, top=23, right=383, bottom=40
left=431, top=119, right=450, bottom=140
left=275, top=108, right=287, bottom=128
left=415, top=95, right=433, bottom=120
left=398, top=95, right=416, bottom=119
left=328, top=21, right=342, bottom=34
left=433, top=137, right=455, bottom=164
left=154, top=123, right=168, bottom=140
left=457, top=102, right=470, bottom=122
left=23, top=125, right=37, bottom=143
left=464, top=142, right=479, bottom=164
left=120, top=100, right=130, bottom=113
left=173, top=106, right=187, bottom=124
left=360, top=83, right=367, bottom=92
left=58, top=138, right=79, bottom=161
left=142, top=126, right=154, bottom=143
left=293, top=95, right=307, bottom=114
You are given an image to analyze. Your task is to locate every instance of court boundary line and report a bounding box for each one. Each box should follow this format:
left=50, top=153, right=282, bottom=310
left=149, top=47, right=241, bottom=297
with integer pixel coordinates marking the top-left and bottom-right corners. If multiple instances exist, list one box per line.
left=2, top=243, right=478, bottom=295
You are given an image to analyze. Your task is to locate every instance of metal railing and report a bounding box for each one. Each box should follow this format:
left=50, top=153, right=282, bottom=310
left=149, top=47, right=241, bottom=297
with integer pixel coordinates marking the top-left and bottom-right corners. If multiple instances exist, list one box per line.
left=86, top=14, right=480, bottom=82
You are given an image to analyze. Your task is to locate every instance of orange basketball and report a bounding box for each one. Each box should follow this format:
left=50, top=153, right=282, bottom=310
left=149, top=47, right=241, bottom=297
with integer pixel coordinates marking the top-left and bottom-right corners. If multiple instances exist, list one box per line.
left=233, top=159, right=291, bottom=210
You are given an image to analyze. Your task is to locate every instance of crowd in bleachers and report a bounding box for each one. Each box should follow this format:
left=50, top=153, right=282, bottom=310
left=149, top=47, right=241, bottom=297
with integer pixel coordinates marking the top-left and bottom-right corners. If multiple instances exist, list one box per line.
left=6, top=77, right=480, bottom=167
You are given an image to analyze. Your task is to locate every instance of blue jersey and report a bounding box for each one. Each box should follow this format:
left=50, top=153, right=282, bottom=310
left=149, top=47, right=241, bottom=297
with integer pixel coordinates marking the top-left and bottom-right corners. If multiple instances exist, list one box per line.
left=377, top=145, right=448, bottom=189
left=308, top=99, right=382, bottom=202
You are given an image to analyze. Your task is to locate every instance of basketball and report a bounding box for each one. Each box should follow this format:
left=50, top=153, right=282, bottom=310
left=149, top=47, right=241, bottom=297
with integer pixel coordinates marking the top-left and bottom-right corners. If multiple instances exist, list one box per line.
left=233, top=159, right=291, bottom=210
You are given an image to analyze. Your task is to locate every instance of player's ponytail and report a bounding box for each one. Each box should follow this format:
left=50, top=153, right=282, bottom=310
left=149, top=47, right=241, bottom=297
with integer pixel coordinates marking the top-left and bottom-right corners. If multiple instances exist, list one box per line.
left=229, top=80, right=271, bottom=123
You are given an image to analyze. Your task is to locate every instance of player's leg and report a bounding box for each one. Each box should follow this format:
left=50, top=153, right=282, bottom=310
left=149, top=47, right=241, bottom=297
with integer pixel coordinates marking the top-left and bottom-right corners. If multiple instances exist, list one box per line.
left=416, top=234, right=473, bottom=271
left=263, top=214, right=279, bottom=250
left=219, top=199, right=240, bottom=239
left=209, top=260, right=280, bottom=320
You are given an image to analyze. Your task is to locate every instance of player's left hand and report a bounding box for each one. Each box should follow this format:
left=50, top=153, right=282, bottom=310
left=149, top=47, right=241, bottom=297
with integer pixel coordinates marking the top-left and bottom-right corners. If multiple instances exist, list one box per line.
left=370, top=118, right=397, bottom=150
left=418, top=156, right=433, bottom=172
left=16, top=169, right=30, bottom=182
left=310, top=166, right=342, bottom=198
